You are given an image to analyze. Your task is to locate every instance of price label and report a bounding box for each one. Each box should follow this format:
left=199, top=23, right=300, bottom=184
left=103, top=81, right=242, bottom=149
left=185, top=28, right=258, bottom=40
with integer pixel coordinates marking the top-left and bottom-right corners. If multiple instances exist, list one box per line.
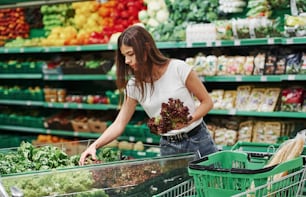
left=77, top=104, right=83, bottom=109
left=206, top=41, right=212, bottom=47
left=61, top=47, right=66, bottom=52
left=48, top=103, right=53, bottom=107
left=260, top=76, right=267, bottom=81
left=267, top=38, right=274, bottom=45
left=107, top=44, right=113, bottom=50
left=186, top=41, right=193, bottom=48
left=235, top=76, right=242, bottom=81
left=74, top=132, right=79, bottom=137
left=20, top=48, right=25, bottom=53
left=129, top=136, right=135, bottom=141
left=44, top=47, right=49, bottom=52
left=58, top=75, right=63, bottom=80
left=46, top=129, right=51, bottom=134
left=146, top=138, right=153, bottom=143
left=286, top=38, right=294, bottom=44
left=287, top=75, right=296, bottom=80
left=76, top=46, right=81, bottom=51
left=107, top=75, right=114, bottom=80
left=26, top=101, right=32, bottom=106
left=63, top=103, right=69, bottom=108
left=215, top=40, right=221, bottom=47
left=234, top=40, right=241, bottom=46
left=228, top=109, right=236, bottom=115
left=4, top=48, right=8, bottom=53
left=137, top=152, right=146, bottom=156
left=44, top=75, right=49, bottom=80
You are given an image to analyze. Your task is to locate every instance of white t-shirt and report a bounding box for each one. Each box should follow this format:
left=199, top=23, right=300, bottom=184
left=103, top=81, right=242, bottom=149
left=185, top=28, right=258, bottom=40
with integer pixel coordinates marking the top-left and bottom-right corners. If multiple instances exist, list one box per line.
left=126, top=59, right=202, bottom=133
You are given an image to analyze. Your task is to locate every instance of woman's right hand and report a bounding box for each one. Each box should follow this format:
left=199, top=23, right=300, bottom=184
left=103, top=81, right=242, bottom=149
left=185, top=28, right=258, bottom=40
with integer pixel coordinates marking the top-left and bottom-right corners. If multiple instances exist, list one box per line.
left=79, top=145, right=97, bottom=166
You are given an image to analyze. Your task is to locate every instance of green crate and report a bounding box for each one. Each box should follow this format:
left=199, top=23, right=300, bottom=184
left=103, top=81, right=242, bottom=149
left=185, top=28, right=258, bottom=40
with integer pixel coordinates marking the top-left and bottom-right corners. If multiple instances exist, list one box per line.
left=188, top=150, right=303, bottom=197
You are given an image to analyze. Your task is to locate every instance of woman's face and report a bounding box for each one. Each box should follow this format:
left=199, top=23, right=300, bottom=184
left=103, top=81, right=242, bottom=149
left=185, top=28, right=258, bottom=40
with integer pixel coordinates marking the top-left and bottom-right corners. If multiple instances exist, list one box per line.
left=120, top=44, right=137, bottom=71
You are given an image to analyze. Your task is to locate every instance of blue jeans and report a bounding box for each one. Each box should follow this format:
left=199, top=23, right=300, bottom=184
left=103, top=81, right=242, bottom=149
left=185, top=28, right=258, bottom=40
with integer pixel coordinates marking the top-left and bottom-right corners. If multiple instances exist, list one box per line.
left=160, top=121, right=218, bottom=160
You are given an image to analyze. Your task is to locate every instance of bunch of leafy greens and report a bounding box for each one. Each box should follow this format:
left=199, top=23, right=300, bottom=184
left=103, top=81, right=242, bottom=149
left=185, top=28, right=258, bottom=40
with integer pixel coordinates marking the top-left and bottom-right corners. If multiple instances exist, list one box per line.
left=0, top=142, right=121, bottom=175
left=2, top=170, right=108, bottom=197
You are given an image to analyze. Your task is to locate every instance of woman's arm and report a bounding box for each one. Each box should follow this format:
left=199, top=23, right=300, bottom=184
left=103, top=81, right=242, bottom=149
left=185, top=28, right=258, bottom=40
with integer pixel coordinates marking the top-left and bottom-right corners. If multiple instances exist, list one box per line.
left=79, top=96, right=138, bottom=165
left=185, top=70, right=213, bottom=124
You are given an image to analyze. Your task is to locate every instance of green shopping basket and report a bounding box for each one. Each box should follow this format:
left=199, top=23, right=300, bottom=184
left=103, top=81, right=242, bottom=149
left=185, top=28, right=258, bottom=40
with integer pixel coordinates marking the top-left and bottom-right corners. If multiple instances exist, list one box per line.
left=188, top=150, right=303, bottom=197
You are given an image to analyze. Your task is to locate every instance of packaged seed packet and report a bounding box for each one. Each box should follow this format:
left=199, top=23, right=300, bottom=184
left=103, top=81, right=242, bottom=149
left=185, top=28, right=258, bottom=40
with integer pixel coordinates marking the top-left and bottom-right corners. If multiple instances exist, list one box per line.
left=235, top=85, right=252, bottom=110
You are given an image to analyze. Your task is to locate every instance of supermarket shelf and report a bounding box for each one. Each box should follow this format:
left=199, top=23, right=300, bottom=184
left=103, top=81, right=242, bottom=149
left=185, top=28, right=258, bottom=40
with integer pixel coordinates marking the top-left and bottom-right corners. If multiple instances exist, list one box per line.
left=203, top=74, right=306, bottom=82
left=44, top=102, right=120, bottom=110
left=0, top=0, right=89, bottom=8
left=43, top=74, right=116, bottom=81
left=209, top=109, right=306, bottom=119
left=0, top=99, right=142, bottom=111
left=43, top=74, right=306, bottom=82
left=0, top=125, right=161, bottom=143
left=1, top=37, right=306, bottom=53
left=0, top=74, right=42, bottom=79
left=190, top=37, right=283, bottom=48
left=0, top=99, right=44, bottom=106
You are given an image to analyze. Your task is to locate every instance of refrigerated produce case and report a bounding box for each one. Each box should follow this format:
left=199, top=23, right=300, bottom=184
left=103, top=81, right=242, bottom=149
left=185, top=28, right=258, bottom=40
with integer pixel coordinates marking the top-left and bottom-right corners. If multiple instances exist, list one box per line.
left=0, top=153, right=194, bottom=197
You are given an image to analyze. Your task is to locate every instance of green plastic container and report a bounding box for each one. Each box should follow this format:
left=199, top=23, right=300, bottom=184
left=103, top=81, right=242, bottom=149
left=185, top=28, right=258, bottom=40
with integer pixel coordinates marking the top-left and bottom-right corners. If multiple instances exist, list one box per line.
left=188, top=150, right=303, bottom=197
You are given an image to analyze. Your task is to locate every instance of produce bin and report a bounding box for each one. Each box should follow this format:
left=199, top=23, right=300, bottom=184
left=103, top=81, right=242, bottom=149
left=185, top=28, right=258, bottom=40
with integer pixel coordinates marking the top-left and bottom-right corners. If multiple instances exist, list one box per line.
left=1, top=152, right=195, bottom=197
left=188, top=150, right=303, bottom=197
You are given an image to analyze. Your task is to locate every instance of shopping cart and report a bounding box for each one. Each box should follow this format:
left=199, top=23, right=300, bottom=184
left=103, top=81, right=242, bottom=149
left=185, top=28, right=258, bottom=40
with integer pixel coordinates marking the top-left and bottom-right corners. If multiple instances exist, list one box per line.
left=152, top=178, right=196, bottom=197
left=232, top=166, right=306, bottom=197
left=187, top=150, right=303, bottom=197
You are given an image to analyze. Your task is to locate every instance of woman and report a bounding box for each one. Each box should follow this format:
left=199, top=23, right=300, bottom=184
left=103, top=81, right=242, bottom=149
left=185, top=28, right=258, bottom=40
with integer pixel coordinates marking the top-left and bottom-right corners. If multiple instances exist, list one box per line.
left=79, top=25, right=217, bottom=165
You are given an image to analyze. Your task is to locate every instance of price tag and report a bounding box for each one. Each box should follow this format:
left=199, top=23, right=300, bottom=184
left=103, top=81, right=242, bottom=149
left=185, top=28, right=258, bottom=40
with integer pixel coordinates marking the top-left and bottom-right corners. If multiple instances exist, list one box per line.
left=107, top=75, right=114, bottom=80
left=186, top=40, right=193, bottom=48
left=287, top=75, right=296, bottom=80
left=228, top=109, right=236, bottom=115
left=76, top=46, right=81, bottom=51
left=215, top=40, right=221, bottom=46
left=235, top=76, right=242, bottom=81
left=234, top=40, right=241, bottom=46
left=77, top=104, right=83, bottom=109
left=107, top=44, right=113, bottom=50
left=46, top=129, right=51, bottom=134
left=206, top=41, right=212, bottom=47
left=74, top=132, right=79, bottom=137
left=146, top=138, right=153, bottom=143
left=137, top=152, right=146, bottom=156
left=58, top=75, right=63, bottom=80
left=129, top=136, right=135, bottom=141
left=4, top=48, right=8, bottom=53
left=44, top=75, right=49, bottom=80
left=61, top=47, right=66, bottom=52
left=267, top=38, right=274, bottom=45
left=26, top=101, right=32, bottom=106
left=63, top=103, right=69, bottom=108
left=48, top=103, right=53, bottom=107
left=20, top=48, right=25, bottom=53
left=260, top=76, right=267, bottom=81
left=286, top=38, right=294, bottom=44
left=44, top=47, right=49, bottom=52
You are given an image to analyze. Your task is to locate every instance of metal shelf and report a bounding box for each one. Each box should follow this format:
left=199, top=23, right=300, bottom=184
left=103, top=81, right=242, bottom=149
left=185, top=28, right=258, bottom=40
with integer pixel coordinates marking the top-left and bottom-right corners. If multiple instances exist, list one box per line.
left=209, top=109, right=306, bottom=119
left=0, top=0, right=88, bottom=9
left=1, top=37, right=306, bottom=53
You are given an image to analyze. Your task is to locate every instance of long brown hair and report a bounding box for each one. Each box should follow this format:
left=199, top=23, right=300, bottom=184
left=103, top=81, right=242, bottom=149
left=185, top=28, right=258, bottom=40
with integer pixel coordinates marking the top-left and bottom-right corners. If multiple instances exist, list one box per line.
left=115, top=25, right=169, bottom=102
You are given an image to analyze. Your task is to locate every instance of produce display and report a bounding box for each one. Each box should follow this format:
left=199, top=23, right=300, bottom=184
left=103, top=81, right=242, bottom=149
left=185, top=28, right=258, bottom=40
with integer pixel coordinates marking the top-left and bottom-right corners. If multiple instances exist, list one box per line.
left=187, top=49, right=306, bottom=77
left=1, top=151, right=194, bottom=197
left=0, top=141, right=121, bottom=175
left=147, top=98, right=192, bottom=135
left=0, top=8, right=30, bottom=42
